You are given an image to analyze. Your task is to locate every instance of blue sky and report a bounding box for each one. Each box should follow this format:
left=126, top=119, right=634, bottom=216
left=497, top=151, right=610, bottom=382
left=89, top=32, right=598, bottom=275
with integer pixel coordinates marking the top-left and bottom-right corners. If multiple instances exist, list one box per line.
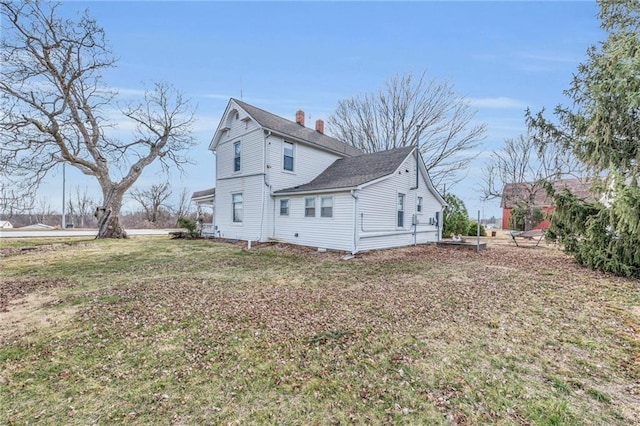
left=41, top=0, right=603, bottom=219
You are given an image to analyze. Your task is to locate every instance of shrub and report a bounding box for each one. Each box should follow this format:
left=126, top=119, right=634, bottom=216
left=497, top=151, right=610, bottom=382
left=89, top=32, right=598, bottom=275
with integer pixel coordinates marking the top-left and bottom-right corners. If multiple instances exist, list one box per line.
left=443, top=193, right=470, bottom=238
left=466, top=221, right=486, bottom=236
left=177, top=217, right=199, bottom=238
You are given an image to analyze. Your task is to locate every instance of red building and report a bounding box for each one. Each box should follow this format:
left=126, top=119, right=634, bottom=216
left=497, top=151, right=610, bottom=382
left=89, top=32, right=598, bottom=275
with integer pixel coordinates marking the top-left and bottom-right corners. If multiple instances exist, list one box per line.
left=501, top=179, right=592, bottom=231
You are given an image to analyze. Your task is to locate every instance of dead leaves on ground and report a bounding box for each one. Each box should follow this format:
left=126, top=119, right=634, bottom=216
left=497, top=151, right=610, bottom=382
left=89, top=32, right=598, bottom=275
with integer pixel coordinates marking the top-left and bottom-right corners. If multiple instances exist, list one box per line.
left=0, top=279, right=70, bottom=313
left=3, top=240, right=639, bottom=423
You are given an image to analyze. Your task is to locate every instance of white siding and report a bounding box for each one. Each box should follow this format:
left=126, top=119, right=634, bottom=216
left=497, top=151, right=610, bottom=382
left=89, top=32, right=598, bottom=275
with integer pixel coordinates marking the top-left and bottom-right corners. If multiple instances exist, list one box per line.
left=273, top=192, right=354, bottom=252
left=216, top=128, right=264, bottom=179
left=213, top=107, right=267, bottom=241
left=212, top=104, right=261, bottom=150
left=215, top=174, right=266, bottom=241
left=266, top=136, right=345, bottom=192
left=355, top=154, right=443, bottom=252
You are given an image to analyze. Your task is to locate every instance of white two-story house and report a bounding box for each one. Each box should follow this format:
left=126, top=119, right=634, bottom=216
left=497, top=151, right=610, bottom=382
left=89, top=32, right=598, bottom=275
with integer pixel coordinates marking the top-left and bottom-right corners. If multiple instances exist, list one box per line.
left=193, top=98, right=446, bottom=253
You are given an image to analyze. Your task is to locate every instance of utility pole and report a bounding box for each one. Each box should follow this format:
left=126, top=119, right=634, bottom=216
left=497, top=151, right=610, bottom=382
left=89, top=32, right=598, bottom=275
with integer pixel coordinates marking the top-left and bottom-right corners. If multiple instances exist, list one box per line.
left=61, top=163, right=66, bottom=229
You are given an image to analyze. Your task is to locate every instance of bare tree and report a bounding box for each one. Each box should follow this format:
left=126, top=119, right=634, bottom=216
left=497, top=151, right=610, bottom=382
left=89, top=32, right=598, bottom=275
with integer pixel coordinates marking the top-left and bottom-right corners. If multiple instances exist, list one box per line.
left=130, top=182, right=172, bottom=224
left=328, top=71, right=486, bottom=188
left=0, top=1, right=195, bottom=238
left=1, top=185, right=35, bottom=219
left=66, top=186, right=95, bottom=228
left=172, top=187, right=193, bottom=226
left=482, top=133, right=583, bottom=230
left=29, top=196, right=55, bottom=225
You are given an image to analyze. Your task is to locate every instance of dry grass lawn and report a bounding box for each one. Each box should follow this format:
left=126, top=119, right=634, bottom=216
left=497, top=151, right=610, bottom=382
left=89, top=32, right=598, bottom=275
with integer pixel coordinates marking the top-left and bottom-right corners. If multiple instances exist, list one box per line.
left=1, top=237, right=639, bottom=424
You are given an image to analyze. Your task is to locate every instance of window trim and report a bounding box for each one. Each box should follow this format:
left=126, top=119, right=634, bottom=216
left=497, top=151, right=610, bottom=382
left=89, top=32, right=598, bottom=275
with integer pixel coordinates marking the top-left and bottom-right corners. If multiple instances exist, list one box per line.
left=304, top=197, right=316, bottom=218
left=320, top=196, right=333, bottom=218
left=397, top=193, right=405, bottom=228
left=283, top=141, right=295, bottom=172
left=279, top=199, right=290, bottom=216
left=232, top=192, right=243, bottom=223
left=233, top=141, right=241, bottom=173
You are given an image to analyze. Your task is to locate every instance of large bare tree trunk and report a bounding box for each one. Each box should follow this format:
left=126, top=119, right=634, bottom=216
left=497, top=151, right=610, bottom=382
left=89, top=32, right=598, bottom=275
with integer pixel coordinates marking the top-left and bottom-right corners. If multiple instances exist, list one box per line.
left=95, top=188, right=127, bottom=239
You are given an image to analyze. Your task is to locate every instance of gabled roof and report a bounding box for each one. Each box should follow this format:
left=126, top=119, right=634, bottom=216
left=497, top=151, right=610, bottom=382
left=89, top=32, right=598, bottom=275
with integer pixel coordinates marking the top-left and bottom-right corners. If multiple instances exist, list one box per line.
left=501, top=178, right=592, bottom=209
left=230, top=99, right=362, bottom=157
left=274, top=146, right=416, bottom=194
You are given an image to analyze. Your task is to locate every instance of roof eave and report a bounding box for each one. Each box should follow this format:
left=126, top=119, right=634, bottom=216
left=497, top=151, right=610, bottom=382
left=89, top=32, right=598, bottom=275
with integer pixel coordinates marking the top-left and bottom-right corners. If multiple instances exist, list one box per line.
left=263, top=126, right=359, bottom=158
left=273, top=186, right=356, bottom=196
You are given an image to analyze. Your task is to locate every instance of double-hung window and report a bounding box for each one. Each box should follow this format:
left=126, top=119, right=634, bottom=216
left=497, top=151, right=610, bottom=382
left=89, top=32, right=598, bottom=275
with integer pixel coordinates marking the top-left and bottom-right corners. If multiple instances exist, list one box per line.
left=397, top=193, right=405, bottom=228
left=320, top=196, right=333, bottom=218
left=417, top=196, right=423, bottom=213
left=232, top=193, right=243, bottom=223
left=305, top=197, right=316, bottom=217
left=283, top=142, right=294, bottom=172
left=233, top=141, right=241, bottom=172
left=280, top=199, right=289, bottom=216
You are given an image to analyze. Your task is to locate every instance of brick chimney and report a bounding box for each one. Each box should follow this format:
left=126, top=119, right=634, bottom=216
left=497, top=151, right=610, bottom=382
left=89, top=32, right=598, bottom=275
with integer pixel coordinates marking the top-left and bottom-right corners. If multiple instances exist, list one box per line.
left=315, top=119, right=324, bottom=134
left=295, top=109, right=305, bottom=127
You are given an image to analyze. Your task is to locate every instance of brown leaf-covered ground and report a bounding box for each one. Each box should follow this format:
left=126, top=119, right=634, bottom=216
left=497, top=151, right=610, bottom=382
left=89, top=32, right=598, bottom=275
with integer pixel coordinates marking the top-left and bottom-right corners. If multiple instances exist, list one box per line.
left=1, top=238, right=638, bottom=424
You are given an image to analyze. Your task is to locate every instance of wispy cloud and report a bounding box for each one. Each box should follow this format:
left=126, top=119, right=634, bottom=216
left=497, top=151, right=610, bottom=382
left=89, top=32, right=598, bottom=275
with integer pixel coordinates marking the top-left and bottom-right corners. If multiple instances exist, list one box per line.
left=513, top=51, right=582, bottom=73
left=467, top=97, right=527, bottom=110
left=517, top=52, right=580, bottom=64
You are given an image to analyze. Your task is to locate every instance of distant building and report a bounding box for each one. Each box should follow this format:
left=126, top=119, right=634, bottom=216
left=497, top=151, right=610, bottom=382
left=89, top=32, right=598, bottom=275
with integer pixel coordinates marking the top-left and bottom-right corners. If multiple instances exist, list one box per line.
left=501, top=178, right=592, bottom=230
left=20, top=223, right=55, bottom=230
left=0, top=220, right=13, bottom=229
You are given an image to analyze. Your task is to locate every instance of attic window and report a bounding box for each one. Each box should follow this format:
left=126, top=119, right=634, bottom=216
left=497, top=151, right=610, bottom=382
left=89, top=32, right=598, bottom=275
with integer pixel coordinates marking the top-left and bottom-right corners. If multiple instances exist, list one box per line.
left=233, top=141, right=241, bottom=172
left=226, top=109, right=239, bottom=129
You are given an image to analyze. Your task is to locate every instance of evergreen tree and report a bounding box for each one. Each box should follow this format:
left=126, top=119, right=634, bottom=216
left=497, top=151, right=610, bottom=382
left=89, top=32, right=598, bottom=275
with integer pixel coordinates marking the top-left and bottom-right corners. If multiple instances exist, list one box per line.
left=442, top=193, right=470, bottom=238
left=530, top=0, right=640, bottom=277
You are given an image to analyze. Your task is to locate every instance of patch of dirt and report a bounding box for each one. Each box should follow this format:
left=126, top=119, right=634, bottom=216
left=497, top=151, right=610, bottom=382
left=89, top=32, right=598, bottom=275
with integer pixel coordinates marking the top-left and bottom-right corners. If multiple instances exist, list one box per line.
left=0, top=279, right=75, bottom=339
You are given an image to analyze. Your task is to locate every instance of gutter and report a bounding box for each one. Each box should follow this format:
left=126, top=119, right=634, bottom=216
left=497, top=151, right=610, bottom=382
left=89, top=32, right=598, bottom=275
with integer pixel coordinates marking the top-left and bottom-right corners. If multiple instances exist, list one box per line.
left=274, top=187, right=356, bottom=197
left=258, top=130, right=270, bottom=242
left=217, top=172, right=266, bottom=181
left=351, top=189, right=359, bottom=254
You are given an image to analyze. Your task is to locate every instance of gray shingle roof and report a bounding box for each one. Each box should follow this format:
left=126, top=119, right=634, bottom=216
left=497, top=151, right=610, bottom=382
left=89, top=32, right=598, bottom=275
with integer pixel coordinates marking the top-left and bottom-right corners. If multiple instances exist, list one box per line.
left=500, top=178, right=592, bottom=208
left=232, top=98, right=362, bottom=157
left=191, top=187, right=216, bottom=200
left=274, top=146, right=416, bottom=194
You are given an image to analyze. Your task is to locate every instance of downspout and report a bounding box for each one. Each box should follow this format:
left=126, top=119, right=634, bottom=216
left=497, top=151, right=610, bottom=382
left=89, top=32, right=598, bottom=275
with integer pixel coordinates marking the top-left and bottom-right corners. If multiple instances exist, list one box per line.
left=259, top=130, right=271, bottom=242
left=272, top=188, right=276, bottom=239
left=413, top=142, right=419, bottom=245
left=414, top=125, right=421, bottom=189
left=351, top=189, right=359, bottom=254
left=266, top=131, right=276, bottom=239
left=415, top=147, right=419, bottom=189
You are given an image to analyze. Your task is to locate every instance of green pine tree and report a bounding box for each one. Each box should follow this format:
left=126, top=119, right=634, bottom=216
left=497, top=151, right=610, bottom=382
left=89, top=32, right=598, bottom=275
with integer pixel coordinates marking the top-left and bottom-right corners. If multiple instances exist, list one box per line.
left=530, top=0, right=640, bottom=277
